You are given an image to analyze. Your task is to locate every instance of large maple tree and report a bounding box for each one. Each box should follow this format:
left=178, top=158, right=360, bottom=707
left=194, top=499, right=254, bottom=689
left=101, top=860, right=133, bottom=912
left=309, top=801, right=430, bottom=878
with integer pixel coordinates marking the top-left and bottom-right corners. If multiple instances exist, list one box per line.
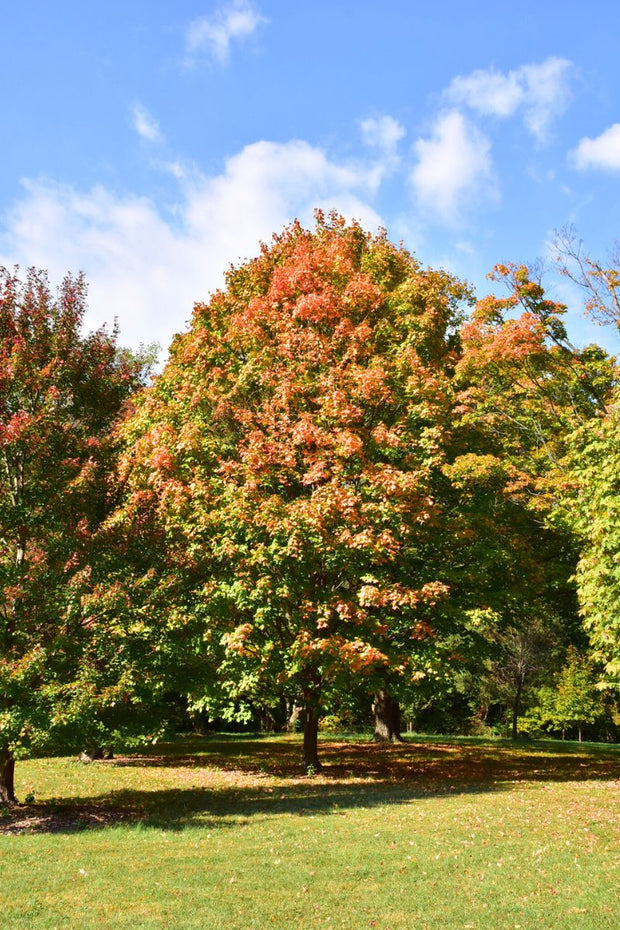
left=119, top=213, right=473, bottom=769
left=0, top=267, right=149, bottom=802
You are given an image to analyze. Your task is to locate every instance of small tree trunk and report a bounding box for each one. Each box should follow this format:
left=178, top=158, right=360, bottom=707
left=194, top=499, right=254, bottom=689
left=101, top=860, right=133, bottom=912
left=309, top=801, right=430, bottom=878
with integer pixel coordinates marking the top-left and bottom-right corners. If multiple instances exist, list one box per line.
left=511, top=677, right=524, bottom=740
left=0, top=746, right=16, bottom=805
left=285, top=701, right=302, bottom=733
left=373, top=690, right=403, bottom=742
left=190, top=709, right=210, bottom=735
left=391, top=696, right=402, bottom=741
left=578, top=726, right=582, bottom=743
left=260, top=707, right=275, bottom=732
left=302, top=699, right=321, bottom=772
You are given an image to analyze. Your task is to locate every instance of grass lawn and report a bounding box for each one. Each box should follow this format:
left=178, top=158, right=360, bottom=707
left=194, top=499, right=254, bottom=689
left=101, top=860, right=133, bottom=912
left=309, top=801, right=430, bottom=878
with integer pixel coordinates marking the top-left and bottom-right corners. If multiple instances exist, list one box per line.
left=1, top=734, right=618, bottom=929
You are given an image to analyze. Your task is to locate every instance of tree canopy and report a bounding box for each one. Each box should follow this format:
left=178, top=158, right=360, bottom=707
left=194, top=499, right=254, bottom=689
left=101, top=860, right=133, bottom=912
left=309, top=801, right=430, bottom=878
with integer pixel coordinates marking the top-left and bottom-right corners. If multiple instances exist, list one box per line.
left=0, top=266, right=149, bottom=802
left=118, top=212, right=478, bottom=768
left=3, top=219, right=620, bottom=798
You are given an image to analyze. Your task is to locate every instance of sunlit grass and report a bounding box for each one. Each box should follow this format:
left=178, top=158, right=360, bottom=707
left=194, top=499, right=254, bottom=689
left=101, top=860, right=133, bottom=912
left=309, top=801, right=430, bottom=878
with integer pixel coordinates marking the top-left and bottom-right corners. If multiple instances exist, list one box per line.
left=1, top=734, right=618, bottom=929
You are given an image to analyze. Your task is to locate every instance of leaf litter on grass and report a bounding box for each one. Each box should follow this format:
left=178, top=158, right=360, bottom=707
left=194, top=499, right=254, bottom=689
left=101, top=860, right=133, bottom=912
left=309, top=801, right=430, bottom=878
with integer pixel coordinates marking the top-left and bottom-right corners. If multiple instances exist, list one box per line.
left=1, top=734, right=618, bottom=836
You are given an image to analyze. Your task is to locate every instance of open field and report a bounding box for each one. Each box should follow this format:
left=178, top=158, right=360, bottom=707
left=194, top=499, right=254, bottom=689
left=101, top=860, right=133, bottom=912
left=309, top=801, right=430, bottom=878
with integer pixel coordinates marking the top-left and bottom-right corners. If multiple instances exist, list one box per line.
left=1, top=735, right=619, bottom=929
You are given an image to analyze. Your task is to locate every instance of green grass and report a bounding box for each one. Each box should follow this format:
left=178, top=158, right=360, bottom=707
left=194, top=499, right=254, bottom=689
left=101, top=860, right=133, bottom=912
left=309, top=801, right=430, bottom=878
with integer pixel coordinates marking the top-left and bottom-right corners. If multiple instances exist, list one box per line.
left=1, top=734, right=619, bottom=929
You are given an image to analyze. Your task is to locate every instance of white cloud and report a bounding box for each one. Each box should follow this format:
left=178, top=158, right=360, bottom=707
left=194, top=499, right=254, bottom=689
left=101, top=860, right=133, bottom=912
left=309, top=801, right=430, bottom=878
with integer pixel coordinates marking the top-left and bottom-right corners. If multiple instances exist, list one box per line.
left=360, top=115, right=406, bottom=192
left=131, top=103, right=162, bottom=143
left=520, top=58, right=573, bottom=140
left=410, top=110, right=495, bottom=224
left=446, top=57, right=573, bottom=141
left=360, top=115, right=405, bottom=154
left=0, top=141, right=383, bottom=355
left=162, top=161, right=188, bottom=181
left=186, top=0, right=265, bottom=64
left=447, top=69, right=522, bottom=119
left=570, top=123, right=620, bottom=171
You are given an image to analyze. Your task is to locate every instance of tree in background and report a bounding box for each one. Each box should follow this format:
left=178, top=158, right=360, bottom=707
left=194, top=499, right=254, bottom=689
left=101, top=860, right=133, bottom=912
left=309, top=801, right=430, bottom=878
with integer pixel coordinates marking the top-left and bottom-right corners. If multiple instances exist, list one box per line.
left=0, top=267, right=150, bottom=803
left=485, top=618, right=560, bottom=739
left=546, top=230, right=620, bottom=687
left=527, top=646, right=607, bottom=741
left=561, top=413, right=620, bottom=685
left=455, top=262, right=613, bottom=484
left=445, top=263, right=617, bottom=733
left=554, top=226, right=620, bottom=330
left=118, top=212, right=474, bottom=770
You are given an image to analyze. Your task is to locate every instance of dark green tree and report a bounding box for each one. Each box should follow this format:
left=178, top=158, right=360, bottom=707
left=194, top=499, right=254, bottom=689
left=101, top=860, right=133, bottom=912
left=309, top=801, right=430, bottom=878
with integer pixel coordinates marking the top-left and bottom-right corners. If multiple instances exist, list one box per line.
left=0, top=266, right=150, bottom=803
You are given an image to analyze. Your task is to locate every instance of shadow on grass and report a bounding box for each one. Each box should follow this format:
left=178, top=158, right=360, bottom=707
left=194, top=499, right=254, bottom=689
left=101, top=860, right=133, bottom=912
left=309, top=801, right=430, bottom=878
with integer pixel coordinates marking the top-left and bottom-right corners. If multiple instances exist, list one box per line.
left=2, top=735, right=618, bottom=836
left=111, top=734, right=620, bottom=785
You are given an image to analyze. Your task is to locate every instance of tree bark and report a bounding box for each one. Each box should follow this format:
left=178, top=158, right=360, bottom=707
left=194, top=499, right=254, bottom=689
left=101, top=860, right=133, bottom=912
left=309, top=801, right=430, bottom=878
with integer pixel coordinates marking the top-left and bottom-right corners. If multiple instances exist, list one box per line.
left=285, top=701, right=302, bottom=733
left=373, top=690, right=403, bottom=742
left=0, top=746, right=16, bottom=805
left=302, top=699, right=321, bottom=772
left=511, top=675, right=524, bottom=739
left=259, top=707, right=275, bottom=732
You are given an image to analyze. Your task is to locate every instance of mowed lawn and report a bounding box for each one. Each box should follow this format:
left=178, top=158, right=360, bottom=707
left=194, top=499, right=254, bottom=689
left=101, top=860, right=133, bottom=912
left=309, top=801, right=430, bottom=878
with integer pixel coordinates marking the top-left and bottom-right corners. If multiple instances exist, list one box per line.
left=1, top=735, right=618, bottom=929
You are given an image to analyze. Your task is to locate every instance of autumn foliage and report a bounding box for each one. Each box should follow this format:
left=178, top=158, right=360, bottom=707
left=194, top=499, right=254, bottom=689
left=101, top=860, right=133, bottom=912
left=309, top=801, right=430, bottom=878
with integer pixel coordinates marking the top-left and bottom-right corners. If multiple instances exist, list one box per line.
left=3, top=221, right=620, bottom=799
left=0, top=267, right=148, bottom=802
left=119, top=213, right=473, bottom=767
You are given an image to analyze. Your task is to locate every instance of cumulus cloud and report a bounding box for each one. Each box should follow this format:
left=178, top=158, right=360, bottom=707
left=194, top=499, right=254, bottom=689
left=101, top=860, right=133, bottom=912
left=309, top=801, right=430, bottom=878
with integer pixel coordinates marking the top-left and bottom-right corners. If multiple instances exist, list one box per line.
left=446, top=57, right=573, bottom=141
left=185, top=0, right=265, bottom=65
left=410, top=110, right=495, bottom=224
left=131, top=103, right=162, bottom=143
left=570, top=123, right=620, bottom=171
left=360, top=115, right=405, bottom=154
left=360, top=115, right=406, bottom=192
left=447, top=69, right=522, bottom=119
left=0, top=141, right=383, bottom=354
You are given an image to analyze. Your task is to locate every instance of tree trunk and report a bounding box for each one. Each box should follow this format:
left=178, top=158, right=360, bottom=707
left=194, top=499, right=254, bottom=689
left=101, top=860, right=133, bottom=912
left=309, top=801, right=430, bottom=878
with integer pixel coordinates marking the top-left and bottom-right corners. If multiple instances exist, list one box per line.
left=285, top=700, right=302, bottom=733
left=260, top=707, right=275, bottom=732
left=0, top=746, right=16, bottom=805
left=302, top=699, right=321, bottom=773
left=190, top=709, right=210, bottom=735
left=373, top=690, right=403, bottom=742
left=511, top=676, right=524, bottom=740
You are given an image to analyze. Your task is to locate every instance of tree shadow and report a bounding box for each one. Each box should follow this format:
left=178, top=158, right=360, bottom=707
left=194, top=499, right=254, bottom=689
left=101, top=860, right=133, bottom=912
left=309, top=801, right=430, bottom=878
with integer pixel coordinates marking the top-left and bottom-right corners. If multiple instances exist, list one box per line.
left=111, top=734, right=620, bottom=783
left=2, top=736, right=618, bottom=836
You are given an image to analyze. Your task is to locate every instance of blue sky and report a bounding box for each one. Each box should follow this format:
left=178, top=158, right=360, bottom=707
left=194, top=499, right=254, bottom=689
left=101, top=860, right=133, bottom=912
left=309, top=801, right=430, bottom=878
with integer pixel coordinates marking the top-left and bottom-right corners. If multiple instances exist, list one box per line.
left=2, top=1, right=620, bottom=356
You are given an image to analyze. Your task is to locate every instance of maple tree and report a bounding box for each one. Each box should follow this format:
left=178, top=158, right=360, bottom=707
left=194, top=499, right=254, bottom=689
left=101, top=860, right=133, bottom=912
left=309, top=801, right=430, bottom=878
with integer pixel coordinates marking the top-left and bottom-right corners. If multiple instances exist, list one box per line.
left=118, top=212, right=473, bottom=770
left=554, top=225, right=620, bottom=330
left=445, top=263, right=618, bottom=732
left=0, top=266, right=149, bottom=803
left=455, top=262, right=613, bottom=482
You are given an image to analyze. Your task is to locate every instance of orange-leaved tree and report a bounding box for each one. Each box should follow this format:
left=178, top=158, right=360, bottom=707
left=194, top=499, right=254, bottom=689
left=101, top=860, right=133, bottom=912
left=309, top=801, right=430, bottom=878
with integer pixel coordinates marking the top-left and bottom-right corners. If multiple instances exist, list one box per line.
left=455, top=262, right=612, bottom=485
left=118, top=212, right=473, bottom=770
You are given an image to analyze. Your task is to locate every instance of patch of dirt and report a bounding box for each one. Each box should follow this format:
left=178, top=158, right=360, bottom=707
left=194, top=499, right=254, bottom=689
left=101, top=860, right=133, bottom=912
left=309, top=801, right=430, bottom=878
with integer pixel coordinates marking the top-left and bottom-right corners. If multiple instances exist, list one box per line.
left=0, top=802, right=140, bottom=835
